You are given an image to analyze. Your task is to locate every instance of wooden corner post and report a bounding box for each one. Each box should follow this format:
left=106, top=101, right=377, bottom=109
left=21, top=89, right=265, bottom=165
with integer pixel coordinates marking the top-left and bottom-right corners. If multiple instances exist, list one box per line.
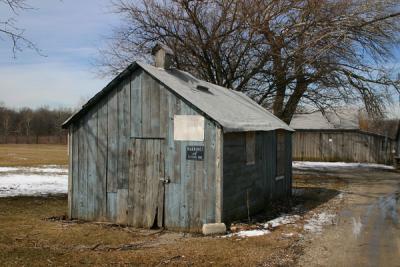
left=215, top=126, right=223, bottom=223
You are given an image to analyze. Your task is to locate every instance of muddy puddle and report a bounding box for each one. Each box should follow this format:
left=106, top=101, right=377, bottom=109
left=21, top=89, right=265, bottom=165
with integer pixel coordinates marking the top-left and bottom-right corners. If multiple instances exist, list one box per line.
left=295, top=167, right=400, bottom=267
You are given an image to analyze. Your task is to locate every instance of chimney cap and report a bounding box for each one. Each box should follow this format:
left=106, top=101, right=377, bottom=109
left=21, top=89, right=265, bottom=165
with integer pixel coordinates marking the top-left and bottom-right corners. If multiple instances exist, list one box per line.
left=151, top=42, right=174, bottom=56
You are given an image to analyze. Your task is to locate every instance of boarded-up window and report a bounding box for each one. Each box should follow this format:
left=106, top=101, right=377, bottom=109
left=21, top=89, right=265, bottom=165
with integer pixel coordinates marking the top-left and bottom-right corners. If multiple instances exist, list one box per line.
left=276, top=131, right=285, bottom=177
left=174, top=115, right=204, bottom=141
left=246, top=132, right=256, bottom=165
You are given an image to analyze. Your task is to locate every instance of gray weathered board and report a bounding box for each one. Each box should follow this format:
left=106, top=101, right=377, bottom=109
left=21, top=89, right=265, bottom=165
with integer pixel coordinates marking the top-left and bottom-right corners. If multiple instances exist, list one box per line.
left=293, top=130, right=395, bottom=164
left=68, top=67, right=292, bottom=231
left=69, top=69, right=222, bottom=231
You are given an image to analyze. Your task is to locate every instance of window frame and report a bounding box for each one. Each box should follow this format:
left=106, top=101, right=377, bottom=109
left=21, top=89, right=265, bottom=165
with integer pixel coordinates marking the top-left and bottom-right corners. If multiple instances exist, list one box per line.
left=276, top=130, right=286, bottom=178
left=245, top=132, right=256, bottom=165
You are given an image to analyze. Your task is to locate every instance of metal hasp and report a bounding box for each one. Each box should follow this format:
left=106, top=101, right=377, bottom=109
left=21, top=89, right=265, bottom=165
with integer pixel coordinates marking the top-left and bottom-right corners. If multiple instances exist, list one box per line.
left=160, top=177, right=170, bottom=184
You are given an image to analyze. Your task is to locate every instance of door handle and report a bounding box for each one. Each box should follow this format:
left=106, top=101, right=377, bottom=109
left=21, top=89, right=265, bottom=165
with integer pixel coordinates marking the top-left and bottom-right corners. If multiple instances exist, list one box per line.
left=159, top=177, right=170, bottom=184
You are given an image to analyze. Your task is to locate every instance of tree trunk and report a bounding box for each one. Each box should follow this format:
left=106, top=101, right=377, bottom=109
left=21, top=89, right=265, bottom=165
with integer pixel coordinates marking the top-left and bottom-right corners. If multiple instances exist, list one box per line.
left=282, top=79, right=308, bottom=124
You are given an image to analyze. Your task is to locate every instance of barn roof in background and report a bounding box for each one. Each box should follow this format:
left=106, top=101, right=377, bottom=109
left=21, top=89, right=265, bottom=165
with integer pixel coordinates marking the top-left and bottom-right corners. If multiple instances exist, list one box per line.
left=63, top=61, right=293, bottom=132
left=361, top=119, right=400, bottom=140
left=290, top=109, right=359, bottom=130
left=290, top=110, right=400, bottom=140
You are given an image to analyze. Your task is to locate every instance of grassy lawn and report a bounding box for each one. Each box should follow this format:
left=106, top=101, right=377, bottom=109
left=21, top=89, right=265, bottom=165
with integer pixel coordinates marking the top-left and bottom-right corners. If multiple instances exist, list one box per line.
left=0, top=144, right=68, bottom=167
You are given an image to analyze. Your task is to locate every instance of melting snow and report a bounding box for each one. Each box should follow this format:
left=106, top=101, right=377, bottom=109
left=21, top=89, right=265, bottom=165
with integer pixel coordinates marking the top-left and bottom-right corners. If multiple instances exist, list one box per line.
left=227, top=214, right=300, bottom=238
left=352, top=217, right=363, bottom=237
left=293, top=161, right=394, bottom=170
left=0, top=166, right=68, bottom=197
left=234, top=229, right=271, bottom=237
left=264, top=215, right=300, bottom=228
left=304, top=212, right=336, bottom=233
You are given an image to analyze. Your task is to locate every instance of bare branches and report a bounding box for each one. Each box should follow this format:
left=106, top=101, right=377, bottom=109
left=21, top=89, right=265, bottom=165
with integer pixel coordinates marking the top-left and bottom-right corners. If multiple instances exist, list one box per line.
left=98, top=0, right=400, bottom=122
left=0, top=0, right=39, bottom=57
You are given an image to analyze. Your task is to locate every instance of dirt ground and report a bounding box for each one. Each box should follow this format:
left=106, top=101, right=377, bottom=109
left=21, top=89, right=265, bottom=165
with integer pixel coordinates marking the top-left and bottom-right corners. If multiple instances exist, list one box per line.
left=0, top=144, right=67, bottom=167
left=0, top=180, right=342, bottom=266
left=0, top=195, right=304, bottom=266
left=0, top=151, right=398, bottom=266
left=295, top=167, right=400, bottom=267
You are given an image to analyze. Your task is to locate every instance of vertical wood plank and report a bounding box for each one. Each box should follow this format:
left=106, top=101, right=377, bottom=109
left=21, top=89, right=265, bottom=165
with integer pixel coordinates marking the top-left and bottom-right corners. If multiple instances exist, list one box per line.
left=131, top=139, right=146, bottom=227
left=78, top=117, right=88, bottom=220
left=72, top=126, right=80, bottom=219
left=164, top=91, right=181, bottom=228
left=150, top=79, right=161, bottom=137
left=96, top=99, right=108, bottom=220
left=87, top=109, right=98, bottom=221
left=131, top=71, right=142, bottom=137
left=159, top=86, right=169, bottom=138
left=157, top=140, right=165, bottom=228
left=107, top=89, right=118, bottom=193
left=117, top=189, right=129, bottom=224
left=117, top=79, right=130, bottom=189
left=215, top=126, right=223, bottom=223
left=127, top=139, right=135, bottom=225
left=142, top=72, right=152, bottom=136
left=204, top=121, right=216, bottom=224
left=67, top=127, right=73, bottom=219
left=107, top=192, right=117, bottom=222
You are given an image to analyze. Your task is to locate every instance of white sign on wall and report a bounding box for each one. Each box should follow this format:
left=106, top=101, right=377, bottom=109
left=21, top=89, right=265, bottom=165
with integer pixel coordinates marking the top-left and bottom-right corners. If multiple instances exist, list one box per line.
left=174, top=115, right=205, bottom=141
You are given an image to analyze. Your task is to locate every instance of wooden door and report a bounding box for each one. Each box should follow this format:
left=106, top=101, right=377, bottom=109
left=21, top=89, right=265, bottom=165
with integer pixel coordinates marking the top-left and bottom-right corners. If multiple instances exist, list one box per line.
left=128, top=138, right=165, bottom=228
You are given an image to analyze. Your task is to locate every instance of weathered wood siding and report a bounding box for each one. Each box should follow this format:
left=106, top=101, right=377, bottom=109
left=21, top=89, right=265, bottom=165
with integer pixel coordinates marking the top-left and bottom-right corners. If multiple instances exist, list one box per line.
left=69, top=69, right=220, bottom=231
left=222, top=131, right=292, bottom=223
left=293, top=130, right=395, bottom=164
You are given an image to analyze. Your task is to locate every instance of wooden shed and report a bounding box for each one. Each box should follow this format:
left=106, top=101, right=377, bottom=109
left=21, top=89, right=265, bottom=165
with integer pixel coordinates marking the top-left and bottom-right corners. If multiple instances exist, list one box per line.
left=290, top=111, right=400, bottom=165
left=62, top=46, right=293, bottom=231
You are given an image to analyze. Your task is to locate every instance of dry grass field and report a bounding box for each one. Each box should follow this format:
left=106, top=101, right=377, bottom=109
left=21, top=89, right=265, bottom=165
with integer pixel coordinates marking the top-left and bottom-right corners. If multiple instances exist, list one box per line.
left=0, top=145, right=354, bottom=266
left=0, top=144, right=68, bottom=166
left=0, top=196, right=302, bottom=266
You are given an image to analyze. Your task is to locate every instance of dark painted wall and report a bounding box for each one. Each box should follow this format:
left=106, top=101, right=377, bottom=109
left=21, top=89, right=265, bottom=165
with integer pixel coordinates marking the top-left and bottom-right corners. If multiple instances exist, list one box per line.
left=222, top=131, right=292, bottom=223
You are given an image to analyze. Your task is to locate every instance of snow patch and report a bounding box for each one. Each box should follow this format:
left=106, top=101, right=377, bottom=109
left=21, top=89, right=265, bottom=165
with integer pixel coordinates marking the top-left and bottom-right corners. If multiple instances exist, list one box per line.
left=282, top=233, right=295, bottom=238
left=234, top=229, right=271, bottom=237
left=227, top=214, right=300, bottom=238
left=304, top=212, right=336, bottom=233
left=225, top=229, right=271, bottom=238
left=0, top=166, right=68, bottom=197
left=0, top=165, right=67, bottom=174
left=352, top=217, right=362, bottom=237
left=293, top=161, right=394, bottom=170
left=264, top=215, right=300, bottom=228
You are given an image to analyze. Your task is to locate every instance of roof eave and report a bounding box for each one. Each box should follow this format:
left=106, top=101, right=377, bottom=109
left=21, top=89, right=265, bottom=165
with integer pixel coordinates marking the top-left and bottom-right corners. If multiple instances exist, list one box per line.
left=61, top=62, right=141, bottom=129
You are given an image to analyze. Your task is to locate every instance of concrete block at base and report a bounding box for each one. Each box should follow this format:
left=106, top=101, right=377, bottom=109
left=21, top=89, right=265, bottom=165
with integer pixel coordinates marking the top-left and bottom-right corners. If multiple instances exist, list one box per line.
left=202, top=223, right=227, bottom=235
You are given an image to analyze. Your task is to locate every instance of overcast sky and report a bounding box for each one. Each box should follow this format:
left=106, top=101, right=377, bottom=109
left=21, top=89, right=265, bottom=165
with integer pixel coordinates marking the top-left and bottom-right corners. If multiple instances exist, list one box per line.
left=0, top=0, right=120, bottom=109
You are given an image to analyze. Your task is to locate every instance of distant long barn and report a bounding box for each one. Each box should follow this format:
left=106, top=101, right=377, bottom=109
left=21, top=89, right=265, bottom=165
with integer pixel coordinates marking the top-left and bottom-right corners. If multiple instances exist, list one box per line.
left=290, top=111, right=400, bottom=165
left=62, top=44, right=293, bottom=232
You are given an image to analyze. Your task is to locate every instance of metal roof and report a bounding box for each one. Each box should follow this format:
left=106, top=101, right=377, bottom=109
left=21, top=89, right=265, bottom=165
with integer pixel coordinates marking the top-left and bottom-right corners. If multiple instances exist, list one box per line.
left=63, top=61, right=293, bottom=132
left=290, top=109, right=359, bottom=130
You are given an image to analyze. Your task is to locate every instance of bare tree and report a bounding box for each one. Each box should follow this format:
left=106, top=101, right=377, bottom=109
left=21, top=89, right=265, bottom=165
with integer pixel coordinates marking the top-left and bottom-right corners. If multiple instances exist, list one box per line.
left=98, top=0, right=400, bottom=123
left=243, top=0, right=400, bottom=122
left=0, top=0, right=39, bottom=56
left=19, top=107, right=33, bottom=136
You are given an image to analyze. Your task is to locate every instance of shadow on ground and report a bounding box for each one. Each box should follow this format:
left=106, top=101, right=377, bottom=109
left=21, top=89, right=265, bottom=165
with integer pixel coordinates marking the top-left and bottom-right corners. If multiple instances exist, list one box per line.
left=227, top=186, right=340, bottom=227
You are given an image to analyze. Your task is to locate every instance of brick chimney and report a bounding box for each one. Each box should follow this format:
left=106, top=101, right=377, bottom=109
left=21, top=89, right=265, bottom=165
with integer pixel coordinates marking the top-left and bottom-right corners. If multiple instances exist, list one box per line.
left=152, top=42, right=174, bottom=69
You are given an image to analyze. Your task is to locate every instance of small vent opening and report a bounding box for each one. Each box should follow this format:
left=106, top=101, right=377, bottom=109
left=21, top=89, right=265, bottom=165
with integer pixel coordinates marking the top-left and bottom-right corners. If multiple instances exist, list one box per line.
left=196, top=85, right=209, bottom=92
